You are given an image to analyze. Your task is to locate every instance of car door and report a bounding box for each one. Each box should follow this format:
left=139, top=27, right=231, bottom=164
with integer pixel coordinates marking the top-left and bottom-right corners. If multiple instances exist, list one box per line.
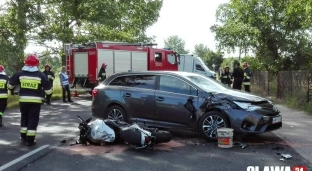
left=120, top=74, right=157, bottom=126
left=154, top=75, right=199, bottom=128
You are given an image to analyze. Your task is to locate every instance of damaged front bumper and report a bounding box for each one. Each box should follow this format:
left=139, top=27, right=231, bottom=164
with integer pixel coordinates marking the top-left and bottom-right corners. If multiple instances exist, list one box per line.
left=224, top=108, right=282, bottom=134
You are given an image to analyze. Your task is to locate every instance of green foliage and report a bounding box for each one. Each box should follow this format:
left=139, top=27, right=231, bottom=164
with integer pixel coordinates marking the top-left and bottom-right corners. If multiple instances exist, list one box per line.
left=164, top=35, right=189, bottom=54
left=0, top=0, right=163, bottom=67
left=194, top=44, right=209, bottom=57
left=193, top=44, right=224, bottom=70
left=210, top=0, right=312, bottom=72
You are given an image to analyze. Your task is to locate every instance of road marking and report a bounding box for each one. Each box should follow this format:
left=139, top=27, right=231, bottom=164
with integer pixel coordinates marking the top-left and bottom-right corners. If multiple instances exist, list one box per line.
left=0, top=145, right=50, bottom=171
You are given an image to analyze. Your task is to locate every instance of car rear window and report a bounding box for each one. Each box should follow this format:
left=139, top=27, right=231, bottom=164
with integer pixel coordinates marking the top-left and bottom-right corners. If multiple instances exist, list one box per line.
left=109, top=75, right=156, bottom=90
left=125, top=75, right=156, bottom=90
left=109, top=76, right=127, bottom=86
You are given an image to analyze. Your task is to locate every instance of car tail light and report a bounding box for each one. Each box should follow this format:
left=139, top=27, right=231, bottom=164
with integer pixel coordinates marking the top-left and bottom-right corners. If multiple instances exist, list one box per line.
left=92, top=89, right=98, bottom=97
left=144, top=136, right=150, bottom=144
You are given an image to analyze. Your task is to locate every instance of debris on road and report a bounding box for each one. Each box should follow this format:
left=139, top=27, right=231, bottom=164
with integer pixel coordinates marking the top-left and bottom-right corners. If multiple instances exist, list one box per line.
left=233, top=141, right=247, bottom=148
left=281, top=154, right=292, bottom=159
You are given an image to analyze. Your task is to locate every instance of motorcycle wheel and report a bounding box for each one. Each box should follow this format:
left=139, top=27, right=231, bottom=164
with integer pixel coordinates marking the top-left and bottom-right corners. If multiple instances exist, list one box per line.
left=151, top=131, right=172, bottom=144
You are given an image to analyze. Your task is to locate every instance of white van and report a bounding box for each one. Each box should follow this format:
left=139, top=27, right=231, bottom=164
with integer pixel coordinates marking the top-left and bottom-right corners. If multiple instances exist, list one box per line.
left=178, top=54, right=216, bottom=79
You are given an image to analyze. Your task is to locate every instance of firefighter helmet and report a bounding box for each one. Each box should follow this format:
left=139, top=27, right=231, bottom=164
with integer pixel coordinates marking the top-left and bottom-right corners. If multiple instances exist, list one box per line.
left=0, top=65, right=4, bottom=72
left=225, top=65, right=230, bottom=69
left=25, top=54, right=39, bottom=67
left=102, top=63, right=107, bottom=67
left=243, top=62, right=248, bottom=68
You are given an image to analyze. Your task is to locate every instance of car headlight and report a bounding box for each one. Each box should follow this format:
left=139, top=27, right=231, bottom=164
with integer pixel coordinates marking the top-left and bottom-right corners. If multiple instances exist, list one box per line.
left=233, top=101, right=261, bottom=111
left=273, top=104, right=279, bottom=112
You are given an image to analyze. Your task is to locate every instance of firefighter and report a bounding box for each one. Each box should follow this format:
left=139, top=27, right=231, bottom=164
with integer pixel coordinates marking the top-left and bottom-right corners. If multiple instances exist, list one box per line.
left=98, top=63, right=107, bottom=82
left=7, top=54, right=52, bottom=146
left=0, top=65, right=9, bottom=127
left=232, top=61, right=244, bottom=90
left=242, top=62, right=252, bottom=92
left=59, top=66, right=73, bottom=103
left=42, top=64, right=55, bottom=105
left=220, top=66, right=232, bottom=87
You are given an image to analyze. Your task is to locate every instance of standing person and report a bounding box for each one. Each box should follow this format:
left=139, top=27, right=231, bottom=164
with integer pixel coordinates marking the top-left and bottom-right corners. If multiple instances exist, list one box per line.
left=7, top=54, right=52, bottom=146
left=220, top=66, right=233, bottom=87
left=59, top=66, right=73, bottom=103
left=98, top=63, right=107, bottom=82
left=42, top=64, right=55, bottom=105
left=0, top=65, right=9, bottom=127
left=232, top=61, right=244, bottom=90
left=242, top=62, right=252, bottom=92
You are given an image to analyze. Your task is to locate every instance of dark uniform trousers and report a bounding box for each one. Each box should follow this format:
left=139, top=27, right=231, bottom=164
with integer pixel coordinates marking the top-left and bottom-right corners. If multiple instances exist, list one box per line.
left=20, top=102, right=41, bottom=143
left=0, top=99, right=7, bottom=114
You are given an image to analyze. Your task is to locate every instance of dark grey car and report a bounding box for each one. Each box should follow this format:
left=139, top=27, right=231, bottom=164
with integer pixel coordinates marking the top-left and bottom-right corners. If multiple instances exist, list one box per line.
left=91, top=71, right=282, bottom=141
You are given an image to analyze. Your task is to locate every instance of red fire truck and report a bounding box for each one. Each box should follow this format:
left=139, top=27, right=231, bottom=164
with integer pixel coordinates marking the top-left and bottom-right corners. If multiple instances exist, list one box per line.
left=64, top=41, right=180, bottom=93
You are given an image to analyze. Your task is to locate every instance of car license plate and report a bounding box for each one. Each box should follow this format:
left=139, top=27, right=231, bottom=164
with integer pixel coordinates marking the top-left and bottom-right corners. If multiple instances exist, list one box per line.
left=272, top=116, right=282, bottom=124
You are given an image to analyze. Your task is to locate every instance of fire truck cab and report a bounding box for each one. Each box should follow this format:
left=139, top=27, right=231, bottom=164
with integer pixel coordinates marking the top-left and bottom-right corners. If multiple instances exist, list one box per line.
left=64, top=41, right=180, bottom=93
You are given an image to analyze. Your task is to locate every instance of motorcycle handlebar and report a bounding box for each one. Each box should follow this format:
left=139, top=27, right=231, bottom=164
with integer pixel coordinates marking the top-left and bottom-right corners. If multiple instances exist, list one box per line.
left=77, top=115, right=84, bottom=122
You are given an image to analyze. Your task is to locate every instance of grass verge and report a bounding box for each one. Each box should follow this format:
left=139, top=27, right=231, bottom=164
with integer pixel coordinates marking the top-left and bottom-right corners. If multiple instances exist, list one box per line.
left=251, top=81, right=312, bottom=115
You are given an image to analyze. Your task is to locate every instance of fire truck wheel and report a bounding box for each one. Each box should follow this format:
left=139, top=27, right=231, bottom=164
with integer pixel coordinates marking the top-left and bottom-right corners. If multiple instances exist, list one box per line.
left=105, top=105, right=127, bottom=121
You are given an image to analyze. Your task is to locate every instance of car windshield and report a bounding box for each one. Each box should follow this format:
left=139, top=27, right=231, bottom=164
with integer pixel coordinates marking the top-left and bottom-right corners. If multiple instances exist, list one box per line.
left=185, top=74, right=229, bottom=92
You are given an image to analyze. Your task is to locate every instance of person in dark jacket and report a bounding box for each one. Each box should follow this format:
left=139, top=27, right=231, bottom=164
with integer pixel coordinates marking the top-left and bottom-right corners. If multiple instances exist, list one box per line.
left=220, top=66, right=233, bottom=87
left=42, top=64, right=54, bottom=105
left=232, top=61, right=244, bottom=90
left=242, top=62, right=252, bottom=92
left=0, top=65, right=9, bottom=127
left=98, top=63, right=107, bottom=82
left=7, top=54, right=52, bottom=146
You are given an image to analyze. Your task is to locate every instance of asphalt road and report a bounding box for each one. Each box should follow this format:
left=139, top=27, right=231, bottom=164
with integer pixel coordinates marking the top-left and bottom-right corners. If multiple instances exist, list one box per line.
left=1, top=95, right=312, bottom=171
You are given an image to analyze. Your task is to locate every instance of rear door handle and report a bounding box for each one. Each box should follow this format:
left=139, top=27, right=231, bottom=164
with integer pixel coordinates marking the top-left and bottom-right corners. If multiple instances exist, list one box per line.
left=124, top=93, right=131, bottom=98
left=156, top=96, right=164, bottom=102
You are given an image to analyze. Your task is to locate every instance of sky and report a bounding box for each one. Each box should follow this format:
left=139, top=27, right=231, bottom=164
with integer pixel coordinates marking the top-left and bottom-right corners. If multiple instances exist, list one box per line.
left=1, top=0, right=237, bottom=57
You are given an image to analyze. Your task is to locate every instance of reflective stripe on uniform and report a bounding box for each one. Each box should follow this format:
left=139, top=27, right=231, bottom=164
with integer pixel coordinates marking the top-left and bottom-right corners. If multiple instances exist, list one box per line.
left=7, top=83, right=14, bottom=89
left=19, top=96, right=42, bottom=103
left=19, top=76, right=41, bottom=81
left=242, top=82, right=251, bottom=85
left=0, top=93, right=8, bottom=98
left=26, top=130, right=36, bottom=136
left=222, top=76, right=227, bottom=78
left=246, top=76, right=250, bottom=79
left=45, top=89, right=53, bottom=95
left=20, top=127, right=27, bottom=133
left=0, top=112, right=2, bottom=116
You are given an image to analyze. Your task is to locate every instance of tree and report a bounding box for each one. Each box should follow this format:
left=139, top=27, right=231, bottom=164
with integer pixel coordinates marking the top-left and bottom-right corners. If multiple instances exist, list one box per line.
left=194, top=44, right=209, bottom=57
left=32, top=0, right=163, bottom=65
left=164, top=35, right=189, bottom=54
left=210, top=0, right=312, bottom=72
left=203, top=50, right=224, bottom=70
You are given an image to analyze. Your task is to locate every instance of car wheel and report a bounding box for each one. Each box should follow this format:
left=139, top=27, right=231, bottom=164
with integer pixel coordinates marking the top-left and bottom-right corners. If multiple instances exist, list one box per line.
left=198, top=111, right=230, bottom=141
left=105, top=105, right=126, bottom=121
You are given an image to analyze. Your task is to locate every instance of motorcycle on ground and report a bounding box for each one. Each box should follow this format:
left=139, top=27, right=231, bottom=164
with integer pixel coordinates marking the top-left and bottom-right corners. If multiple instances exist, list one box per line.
left=75, top=115, right=172, bottom=149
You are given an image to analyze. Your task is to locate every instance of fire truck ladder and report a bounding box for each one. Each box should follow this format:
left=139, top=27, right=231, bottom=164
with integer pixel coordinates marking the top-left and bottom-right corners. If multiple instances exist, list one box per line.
left=79, top=41, right=158, bottom=47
